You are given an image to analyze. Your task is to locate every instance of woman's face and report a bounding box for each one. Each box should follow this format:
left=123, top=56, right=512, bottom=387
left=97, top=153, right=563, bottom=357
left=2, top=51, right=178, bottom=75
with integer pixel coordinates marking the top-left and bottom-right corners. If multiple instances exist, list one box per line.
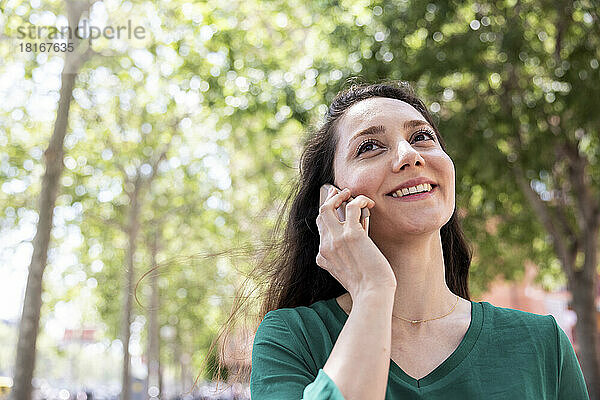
left=332, top=97, right=455, bottom=240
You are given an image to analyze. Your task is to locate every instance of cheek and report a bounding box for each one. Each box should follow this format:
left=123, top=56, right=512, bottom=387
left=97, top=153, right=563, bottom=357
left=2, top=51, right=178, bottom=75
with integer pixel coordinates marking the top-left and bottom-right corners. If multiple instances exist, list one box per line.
left=438, top=154, right=456, bottom=207
left=431, top=151, right=455, bottom=182
left=444, top=156, right=455, bottom=185
left=338, top=172, right=378, bottom=194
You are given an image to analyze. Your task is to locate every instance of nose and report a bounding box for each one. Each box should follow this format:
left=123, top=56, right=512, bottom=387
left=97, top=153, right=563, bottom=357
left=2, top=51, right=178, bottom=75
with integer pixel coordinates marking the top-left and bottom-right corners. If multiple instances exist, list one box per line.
left=392, top=141, right=425, bottom=172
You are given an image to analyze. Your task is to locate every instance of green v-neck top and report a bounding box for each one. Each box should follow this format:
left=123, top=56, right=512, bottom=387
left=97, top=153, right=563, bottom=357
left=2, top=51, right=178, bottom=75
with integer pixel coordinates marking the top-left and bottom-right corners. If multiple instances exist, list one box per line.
left=250, top=298, right=589, bottom=399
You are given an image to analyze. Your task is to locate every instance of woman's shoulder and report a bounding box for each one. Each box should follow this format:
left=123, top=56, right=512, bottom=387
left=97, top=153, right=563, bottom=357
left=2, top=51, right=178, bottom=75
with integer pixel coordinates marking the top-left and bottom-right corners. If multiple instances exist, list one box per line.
left=478, top=301, right=559, bottom=341
left=255, top=298, right=343, bottom=344
left=260, top=298, right=340, bottom=328
left=480, top=301, right=555, bottom=322
left=251, top=300, right=347, bottom=389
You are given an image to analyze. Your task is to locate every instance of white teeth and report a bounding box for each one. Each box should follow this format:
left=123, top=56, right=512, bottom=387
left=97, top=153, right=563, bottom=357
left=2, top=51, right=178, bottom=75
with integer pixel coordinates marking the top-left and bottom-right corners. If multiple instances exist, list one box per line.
left=390, top=183, right=433, bottom=198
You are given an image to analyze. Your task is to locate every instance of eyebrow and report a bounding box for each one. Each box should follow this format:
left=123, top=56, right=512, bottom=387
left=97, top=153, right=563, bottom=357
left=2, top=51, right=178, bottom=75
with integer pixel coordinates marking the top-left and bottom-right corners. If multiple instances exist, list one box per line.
left=347, top=119, right=435, bottom=151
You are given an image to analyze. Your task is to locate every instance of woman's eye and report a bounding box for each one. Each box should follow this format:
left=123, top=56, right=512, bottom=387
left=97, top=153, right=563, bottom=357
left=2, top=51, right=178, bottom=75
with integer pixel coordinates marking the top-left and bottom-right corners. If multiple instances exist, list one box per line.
left=357, top=140, right=380, bottom=155
left=356, top=131, right=435, bottom=156
left=412, top=130, right=435, bottom=143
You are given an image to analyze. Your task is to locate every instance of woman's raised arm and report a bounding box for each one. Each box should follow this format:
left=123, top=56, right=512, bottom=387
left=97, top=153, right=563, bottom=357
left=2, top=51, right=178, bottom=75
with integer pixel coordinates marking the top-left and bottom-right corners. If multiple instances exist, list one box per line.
left=318, top=289, right=395, bottom=400
left=313, top=187, right=397, bottom=399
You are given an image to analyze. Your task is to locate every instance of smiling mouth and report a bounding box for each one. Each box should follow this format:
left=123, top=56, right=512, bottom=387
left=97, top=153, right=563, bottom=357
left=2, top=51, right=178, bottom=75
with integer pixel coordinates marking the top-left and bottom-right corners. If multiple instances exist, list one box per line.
left=386, top=184, right=438, bottom=198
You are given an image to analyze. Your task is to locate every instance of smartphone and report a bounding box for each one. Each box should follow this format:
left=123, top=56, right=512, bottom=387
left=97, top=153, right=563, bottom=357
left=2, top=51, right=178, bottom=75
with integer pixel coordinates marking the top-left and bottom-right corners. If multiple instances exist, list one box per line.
left=319, top=183, right=370, bottom=233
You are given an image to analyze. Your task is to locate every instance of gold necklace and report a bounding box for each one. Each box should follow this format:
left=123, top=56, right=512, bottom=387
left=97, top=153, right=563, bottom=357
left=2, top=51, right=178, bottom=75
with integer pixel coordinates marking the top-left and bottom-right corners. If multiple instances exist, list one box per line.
left=392, top=295, right=459, bottom=324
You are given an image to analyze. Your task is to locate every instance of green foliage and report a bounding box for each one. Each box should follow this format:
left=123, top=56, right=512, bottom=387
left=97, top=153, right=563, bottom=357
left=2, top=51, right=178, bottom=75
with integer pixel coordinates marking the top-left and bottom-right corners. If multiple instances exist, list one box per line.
left=1, top=0, right=598, bottom=382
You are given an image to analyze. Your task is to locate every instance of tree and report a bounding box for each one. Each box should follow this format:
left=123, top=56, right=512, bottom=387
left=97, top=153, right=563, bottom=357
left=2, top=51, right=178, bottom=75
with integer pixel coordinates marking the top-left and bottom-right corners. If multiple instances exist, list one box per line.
left=11, top=1, right=95, bottom=398
left=80, top=109, right=177, bottom=399
left=145, top=228, right=162, bottom=398
left=119, top=144, right=168, bottom=400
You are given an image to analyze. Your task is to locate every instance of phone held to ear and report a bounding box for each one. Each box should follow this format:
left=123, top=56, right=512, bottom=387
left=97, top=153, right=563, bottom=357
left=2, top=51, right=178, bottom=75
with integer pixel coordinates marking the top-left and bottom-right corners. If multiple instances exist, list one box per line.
left=319, top=183, right=370, bottom=234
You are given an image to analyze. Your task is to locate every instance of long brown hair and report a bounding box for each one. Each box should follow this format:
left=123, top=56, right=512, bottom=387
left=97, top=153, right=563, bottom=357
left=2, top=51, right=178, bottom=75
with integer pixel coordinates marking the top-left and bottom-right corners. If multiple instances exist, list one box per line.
left=204, top=80, right=472, bottom=388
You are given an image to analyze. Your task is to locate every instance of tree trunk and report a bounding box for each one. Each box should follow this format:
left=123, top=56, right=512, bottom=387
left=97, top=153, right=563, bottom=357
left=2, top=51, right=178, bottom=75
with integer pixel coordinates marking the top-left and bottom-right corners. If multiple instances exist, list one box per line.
left=572, top=271, right=600, bottom=399
left=181, top=353, right=189, bottom=394
left=120, top=179, right=142, bottom=400
left=550, top=3, right=600, bottom=395
left=11, top=58, right=80, bottom=400
left=147, top=229, right=161, bottom=398
left=117, top=141, right=168, bottom=400
left=159, top=363, right=163, bottom=399
left=513, top=151, right=600, bottom=398
left=10, top=2, right=94, bottom=398
left=172, top=341, right=182, bottom=393
left=571, top=227, right=600, bottom=399
left=565, top=143, right=600, bottom=399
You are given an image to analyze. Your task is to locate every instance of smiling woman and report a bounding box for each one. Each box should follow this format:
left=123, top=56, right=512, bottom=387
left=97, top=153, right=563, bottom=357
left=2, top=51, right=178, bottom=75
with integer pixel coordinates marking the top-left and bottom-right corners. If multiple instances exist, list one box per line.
left=218, top=81, right=588, bottom=399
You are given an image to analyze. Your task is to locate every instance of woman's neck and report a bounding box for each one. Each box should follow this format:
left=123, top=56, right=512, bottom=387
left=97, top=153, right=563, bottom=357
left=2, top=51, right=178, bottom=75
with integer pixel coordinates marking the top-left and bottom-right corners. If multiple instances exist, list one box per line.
left=374, top=230, right=458, bottom=325
left=364, top=231, right=457, bottom=333
left=336, top=230, right=464, bottom=333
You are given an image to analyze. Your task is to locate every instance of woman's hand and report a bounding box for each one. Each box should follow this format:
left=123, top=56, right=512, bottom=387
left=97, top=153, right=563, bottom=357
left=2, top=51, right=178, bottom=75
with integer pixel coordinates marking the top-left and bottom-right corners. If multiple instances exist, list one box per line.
left=315, top=186, right=397, bottom=299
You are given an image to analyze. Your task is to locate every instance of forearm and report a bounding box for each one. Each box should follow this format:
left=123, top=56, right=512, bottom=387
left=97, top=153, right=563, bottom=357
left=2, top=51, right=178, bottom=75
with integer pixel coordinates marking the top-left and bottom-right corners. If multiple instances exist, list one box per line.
left=322, top=290, right=395, bottom=400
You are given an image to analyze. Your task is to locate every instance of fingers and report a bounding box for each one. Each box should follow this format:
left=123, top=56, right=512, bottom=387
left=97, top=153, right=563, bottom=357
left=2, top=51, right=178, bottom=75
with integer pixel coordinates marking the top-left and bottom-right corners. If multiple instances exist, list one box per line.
left=319, top=187, right=352, bottom=227
left=345, top=195, right=375, bottom=228
left=317, top=187, right=375, bottom=234
left=319, top=186, right=349, bottom=209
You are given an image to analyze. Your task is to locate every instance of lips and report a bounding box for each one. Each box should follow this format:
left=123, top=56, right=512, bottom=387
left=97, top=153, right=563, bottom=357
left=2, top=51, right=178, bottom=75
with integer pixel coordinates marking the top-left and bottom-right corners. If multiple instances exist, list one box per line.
left=386, top=177, right=437, bottom=196
left=386, top=184, right=438, bottom=197
left=387, top=184, right=438, bottom=201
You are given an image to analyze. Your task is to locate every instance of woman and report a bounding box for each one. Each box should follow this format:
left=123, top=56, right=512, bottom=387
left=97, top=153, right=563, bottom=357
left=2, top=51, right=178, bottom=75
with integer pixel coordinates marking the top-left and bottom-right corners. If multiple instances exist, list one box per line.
left=249, top=81, right=588, bottom=399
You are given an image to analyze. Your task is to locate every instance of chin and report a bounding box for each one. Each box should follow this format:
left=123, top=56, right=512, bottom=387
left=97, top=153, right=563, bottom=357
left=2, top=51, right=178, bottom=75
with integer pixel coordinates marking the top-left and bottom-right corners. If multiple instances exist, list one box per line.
left=373, top=222, right=443, bottom=239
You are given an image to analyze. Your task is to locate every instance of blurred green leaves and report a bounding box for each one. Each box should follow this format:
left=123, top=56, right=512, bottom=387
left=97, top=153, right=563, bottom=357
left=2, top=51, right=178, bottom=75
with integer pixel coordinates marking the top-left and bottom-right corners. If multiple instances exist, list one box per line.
left=1, top=0, right=598, bottom=382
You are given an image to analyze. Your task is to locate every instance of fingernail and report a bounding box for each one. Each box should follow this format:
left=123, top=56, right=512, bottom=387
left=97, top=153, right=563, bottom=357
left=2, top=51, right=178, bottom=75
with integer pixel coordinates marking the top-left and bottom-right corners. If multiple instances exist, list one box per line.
left=329, top=187, right=335, bottom=195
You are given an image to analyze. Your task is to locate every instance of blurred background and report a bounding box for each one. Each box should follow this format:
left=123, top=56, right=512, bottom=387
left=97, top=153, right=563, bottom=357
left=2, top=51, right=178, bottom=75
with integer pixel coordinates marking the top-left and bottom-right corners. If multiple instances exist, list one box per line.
left=1, top=0, right=599, bottom=399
